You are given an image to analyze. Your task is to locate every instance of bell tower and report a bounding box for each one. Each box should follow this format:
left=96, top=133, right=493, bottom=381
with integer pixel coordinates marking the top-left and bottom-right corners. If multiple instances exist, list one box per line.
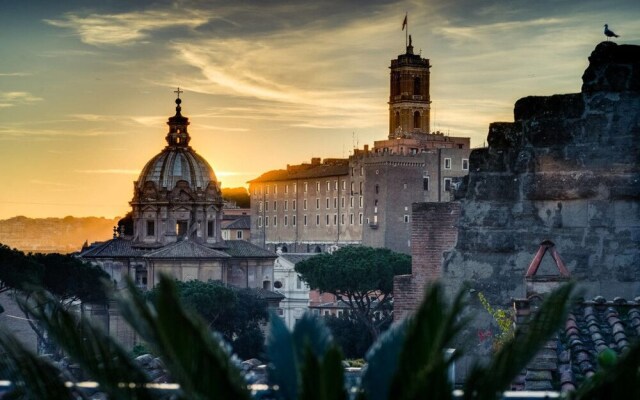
left=388, top=35, right=431, bottom=139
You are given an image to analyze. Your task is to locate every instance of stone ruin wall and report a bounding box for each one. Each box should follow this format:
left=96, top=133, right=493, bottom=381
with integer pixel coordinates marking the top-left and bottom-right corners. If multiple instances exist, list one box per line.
left=446, top=41, right=640, bottom=304
left=396, top=41, right=640, bottom=321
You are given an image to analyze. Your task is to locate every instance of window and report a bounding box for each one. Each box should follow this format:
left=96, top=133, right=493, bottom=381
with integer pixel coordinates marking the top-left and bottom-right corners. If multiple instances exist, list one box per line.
left=265, top=201, right=269, bottom=212
left=293, top=183, right=297, bottom=193
left=146, top=220, right=155, bottom=236
left=303, top=215, right=307, bottom=226
left=274, top=185, right=278, bottom=194
left=444, top=178, right=452, bottom=191
left=284, top=200, right=288, bottom=211
left=258, top=216, right=263, bottom=227
left=316, top=182, right=320, bottom=192
left=273, top=216, right=278, bottom=226
left=350, top=196, right=354, bottom=208
left=413, top=111, right=421, bottom=129
left=444, top=158, right=451, bottom=169
left=304, top=182, right=308, bottom=192
left=326, top=215, right=330, bottom=225
left=334, top=180, right=338, bottom=190
left=360, top=166, right=363, bottom=176
left=316, top=198, right=320, bottom=209
left=316, top=215, right=320, bottom=225
left=284, top=216, right=288, bottom=226
left=333, top=214, right=337, bottom=225
left=462, top=158, right=469, bottom=170
left=273, top=201, right=277, bottom=211
left=284, top=185, right=289, bottom=194
left=414, top=77, right=421, bottom=95
left=341, top=214, right=345, bottom=224
left=176, top=221, right=188, bottom=237
left=266, top=186, right=269, bottom=195
left=236, top=230, right=243, bottom=239
left=265, top=216, right=269, bottom=227
left=359, top=196, right=363, bottom=208
left=326, top=181, right=331, bottom=191
left=292, top=200, right=296, bottom=210
left=359, top=213, right=363, bottom=224
left=350, top=182, right=354, bottom=193
left=292, top=215, right=296, bottom=226
left=326, top=198, right=330, bottom=209
left=259, top=201, right=263, bottom=212
left=207, top=221, right=214, bottom=238
left=350, top=214, right=354, bottom=224
left=375, top=184, right=379, bottom=194
left=404, top=215, right=410, bottom=223
left=333, top=197, right=338, bottom=209
left=342, top=180, right=346, bottom=190
left=359, top=182, right=363, bottom=193
left=423, top=177, right=430, bottom=191
left=403, top=183, right=407, bottom=189
left=303, top=199, right=307, bottom=210
left=341, top=197, right=345, bottom=208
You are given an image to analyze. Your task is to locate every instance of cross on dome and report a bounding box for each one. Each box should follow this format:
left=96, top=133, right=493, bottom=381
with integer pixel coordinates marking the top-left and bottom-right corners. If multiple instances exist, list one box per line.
left=174, top=87, right=183, bottom=98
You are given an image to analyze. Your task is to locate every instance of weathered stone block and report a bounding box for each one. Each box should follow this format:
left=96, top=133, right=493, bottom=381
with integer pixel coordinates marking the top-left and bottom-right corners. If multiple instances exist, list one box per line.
left=515, top=94, right=584, bottom=121
left=487, top=122, right=523, bottom=149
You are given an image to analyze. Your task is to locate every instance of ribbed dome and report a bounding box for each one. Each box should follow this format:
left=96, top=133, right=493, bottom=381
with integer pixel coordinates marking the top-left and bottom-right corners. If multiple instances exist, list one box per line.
left=137, top=148, right=217, bottom=190
left=136, top=96, right=217, bottom=191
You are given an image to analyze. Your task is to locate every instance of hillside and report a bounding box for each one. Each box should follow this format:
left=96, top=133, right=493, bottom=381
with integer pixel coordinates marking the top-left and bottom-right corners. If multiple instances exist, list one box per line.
left=0, top=216, right=120, bottom=254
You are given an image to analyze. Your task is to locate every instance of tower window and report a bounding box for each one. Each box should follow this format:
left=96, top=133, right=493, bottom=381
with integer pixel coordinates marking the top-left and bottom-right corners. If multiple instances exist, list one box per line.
left=395, top=111, right=400, bottom=129
left=207, top=220, right=214, bottom=238
left=444, top=158, right=451, bottom=169
left=413, top=111, right=421, bottom=129
left=414, top=77, right=421, bottom=95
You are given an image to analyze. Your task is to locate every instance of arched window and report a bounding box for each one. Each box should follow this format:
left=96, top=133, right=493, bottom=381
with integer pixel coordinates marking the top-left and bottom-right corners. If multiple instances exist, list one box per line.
left=281, top=245, right=288, bottom=253
left=413, top=111, right=421, bottom=129
left=394, top=74, right=401, bottom=96
left=314, top=245, right=322, bottom=253
left=395, top=111, right=400, bottom=129
left=414, top=77, right=421, bottom=95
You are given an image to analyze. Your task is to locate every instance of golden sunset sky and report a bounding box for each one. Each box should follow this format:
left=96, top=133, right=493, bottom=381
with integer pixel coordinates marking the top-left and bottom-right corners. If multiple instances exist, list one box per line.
left=1, top=0, right=638, bottom=219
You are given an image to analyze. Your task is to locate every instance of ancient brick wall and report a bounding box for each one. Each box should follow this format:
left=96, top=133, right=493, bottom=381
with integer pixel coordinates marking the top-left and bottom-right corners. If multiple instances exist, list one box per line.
left=393, top=202, right=460, bottom=320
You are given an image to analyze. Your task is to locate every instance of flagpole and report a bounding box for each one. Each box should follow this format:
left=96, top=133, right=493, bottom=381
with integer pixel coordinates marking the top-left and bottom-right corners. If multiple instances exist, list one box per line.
left=405, top=13, right=408, bottom=48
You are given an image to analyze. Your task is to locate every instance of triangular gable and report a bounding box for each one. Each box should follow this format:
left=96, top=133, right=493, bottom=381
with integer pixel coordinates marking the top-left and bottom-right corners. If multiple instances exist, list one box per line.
left=525, top=240, right=570, bottom=278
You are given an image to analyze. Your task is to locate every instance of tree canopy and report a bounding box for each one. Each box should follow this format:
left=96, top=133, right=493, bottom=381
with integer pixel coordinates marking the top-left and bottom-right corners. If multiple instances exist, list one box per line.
left=147, top=279, right=268, bottom=359
left=295, top=246, right=411, bottom=339
left=221, top=187, right=250, bottom=208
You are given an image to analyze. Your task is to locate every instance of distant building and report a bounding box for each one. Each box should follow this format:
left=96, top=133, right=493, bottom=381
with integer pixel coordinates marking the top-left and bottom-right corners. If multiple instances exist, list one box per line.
left=273, top=253, right=315, bottom=330
left=80, top=96, right=279, bottom=348
left=222, top=215, right=251, bottom=241
left=248, top=40, right=471, bottom=254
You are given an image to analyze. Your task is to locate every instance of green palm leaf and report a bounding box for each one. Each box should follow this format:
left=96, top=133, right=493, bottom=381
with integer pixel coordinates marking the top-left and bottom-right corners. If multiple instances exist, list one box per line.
left=117, top=275, right=251, bottom=400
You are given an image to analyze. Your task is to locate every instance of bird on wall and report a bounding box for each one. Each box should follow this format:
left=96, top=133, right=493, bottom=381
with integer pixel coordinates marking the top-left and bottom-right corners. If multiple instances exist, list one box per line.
left=604, top=24, right=620, bottom=40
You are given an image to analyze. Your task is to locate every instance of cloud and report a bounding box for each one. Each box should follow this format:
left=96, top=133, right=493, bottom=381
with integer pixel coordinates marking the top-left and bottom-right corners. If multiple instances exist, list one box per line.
left=29, top=179, right=75, bottom=188
left=0, top=72, right=31, bottom=77
left=45, top=9, right=213, bottom=46
left=75, top=169, right=140, bottom=175
left=0, top=92, right=43, bottom=107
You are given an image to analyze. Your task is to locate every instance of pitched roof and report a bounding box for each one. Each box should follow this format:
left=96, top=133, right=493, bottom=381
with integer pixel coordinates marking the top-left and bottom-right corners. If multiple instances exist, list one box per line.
left=252, top=287, right=285, bottom=300
left=144, top=240, right=231, bottom=259
left=247, top=160, right=349, bottom=183
left=513, top=296, right=640, bottom=392
left=221, top=215, right=251, bottom=230
left=79, top=238, right=147, bottom=258
left=219, top=240, right=277, bottom=258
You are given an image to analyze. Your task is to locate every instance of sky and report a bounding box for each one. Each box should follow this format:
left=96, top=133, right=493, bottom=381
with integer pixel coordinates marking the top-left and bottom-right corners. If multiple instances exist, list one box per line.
left=0, top=0, right=638, bottom=219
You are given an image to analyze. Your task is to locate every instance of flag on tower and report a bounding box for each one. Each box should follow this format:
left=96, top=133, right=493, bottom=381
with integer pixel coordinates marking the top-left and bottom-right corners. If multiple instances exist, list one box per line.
left=402, top=14, right=407, bottom=30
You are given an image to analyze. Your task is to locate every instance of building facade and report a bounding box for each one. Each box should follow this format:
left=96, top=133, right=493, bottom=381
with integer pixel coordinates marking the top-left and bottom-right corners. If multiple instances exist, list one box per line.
left=249, top=40, right=471, bottom=254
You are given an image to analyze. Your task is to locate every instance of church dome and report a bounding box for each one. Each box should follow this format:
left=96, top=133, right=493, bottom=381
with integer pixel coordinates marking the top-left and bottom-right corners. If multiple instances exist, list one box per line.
left=136, top=96, right=217, bottom=191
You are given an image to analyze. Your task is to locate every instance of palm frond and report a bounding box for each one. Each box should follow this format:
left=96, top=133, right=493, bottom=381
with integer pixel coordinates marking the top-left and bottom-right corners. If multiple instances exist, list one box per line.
left=117, top=275, right=251, bottom=400
left=24, top=291, right=156, bottom=400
